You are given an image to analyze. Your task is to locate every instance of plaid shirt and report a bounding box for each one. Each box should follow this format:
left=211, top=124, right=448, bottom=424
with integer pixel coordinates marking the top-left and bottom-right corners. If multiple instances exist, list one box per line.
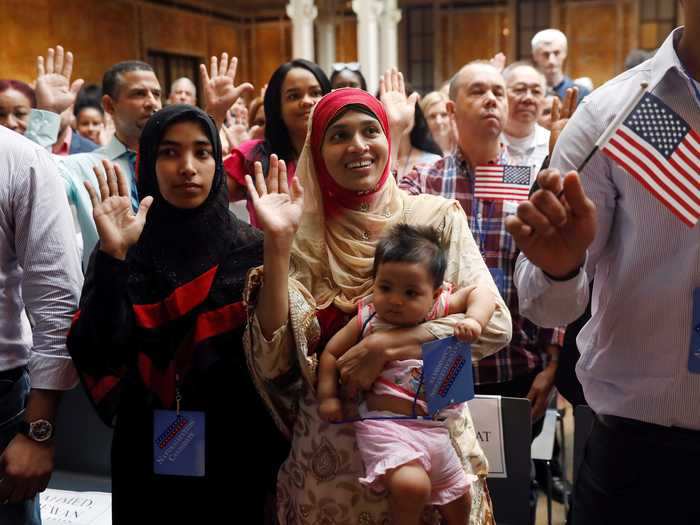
left=400, top=149, right=564, bottom=385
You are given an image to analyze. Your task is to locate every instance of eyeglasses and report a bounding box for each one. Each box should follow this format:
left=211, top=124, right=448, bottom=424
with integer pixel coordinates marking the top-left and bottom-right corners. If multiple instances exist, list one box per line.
left=508, top=84, right=545, bottom=98
left=332, top=62, right=361, bottom=72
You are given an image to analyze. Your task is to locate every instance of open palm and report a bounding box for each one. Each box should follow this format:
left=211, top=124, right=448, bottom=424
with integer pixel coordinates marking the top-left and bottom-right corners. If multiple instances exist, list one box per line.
left=200, top=53, right=253, bottom=129
left=379, top=68, right=419, bottom=134
left=84, top=160, right=153, bottom=260
left=35, top=46, right=84, bottom=114
left=245, top=155, right=303, bottom=239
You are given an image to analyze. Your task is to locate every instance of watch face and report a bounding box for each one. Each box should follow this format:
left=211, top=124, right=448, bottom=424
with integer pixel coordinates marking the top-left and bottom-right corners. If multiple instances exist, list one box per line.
left=29, top=420, right=53, bottom=442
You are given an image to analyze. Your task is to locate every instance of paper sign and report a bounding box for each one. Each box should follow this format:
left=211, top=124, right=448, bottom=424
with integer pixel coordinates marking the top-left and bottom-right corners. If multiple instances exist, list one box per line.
left=421, top=336, right=474, bottom=416
left=40, top=489, right=111, bottom=525
left=468, top=395, right=507, bottom=478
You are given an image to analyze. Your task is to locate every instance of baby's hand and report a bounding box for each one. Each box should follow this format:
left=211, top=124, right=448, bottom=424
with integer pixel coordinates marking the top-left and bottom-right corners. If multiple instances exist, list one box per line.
left=454, top=317, right=482, bottom=343
left=319, top=397, right=344, bottom=422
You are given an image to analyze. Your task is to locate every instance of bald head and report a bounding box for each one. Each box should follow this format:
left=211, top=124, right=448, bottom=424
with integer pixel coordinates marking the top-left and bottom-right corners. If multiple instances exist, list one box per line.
left=168, top=77, right=197, bottom=106
left=449, top=61, right=502, bottom=101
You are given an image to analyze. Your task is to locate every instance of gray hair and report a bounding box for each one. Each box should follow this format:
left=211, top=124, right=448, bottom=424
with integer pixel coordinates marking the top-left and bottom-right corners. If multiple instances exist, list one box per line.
left=531, top=29, right=568, bottom=53
left=169, top=77, right=197, bottom=97
left=502, top=61, right=546, bottom=88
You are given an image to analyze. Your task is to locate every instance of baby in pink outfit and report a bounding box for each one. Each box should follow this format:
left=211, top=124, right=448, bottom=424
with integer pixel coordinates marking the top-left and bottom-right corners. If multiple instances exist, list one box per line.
left=318, top=224, right=497, bottom=525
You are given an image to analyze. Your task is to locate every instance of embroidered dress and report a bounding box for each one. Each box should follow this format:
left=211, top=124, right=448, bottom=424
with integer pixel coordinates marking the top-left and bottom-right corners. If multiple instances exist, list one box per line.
left=244, top=89, right=512, bottom=525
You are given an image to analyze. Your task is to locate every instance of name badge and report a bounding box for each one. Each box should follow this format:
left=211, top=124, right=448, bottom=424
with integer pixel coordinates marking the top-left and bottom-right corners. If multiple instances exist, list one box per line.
left=689, top=289, right=700, bottom=374
left=153, top=410, right=206, bottom=477
left=489, top=267, right=506, bottom=297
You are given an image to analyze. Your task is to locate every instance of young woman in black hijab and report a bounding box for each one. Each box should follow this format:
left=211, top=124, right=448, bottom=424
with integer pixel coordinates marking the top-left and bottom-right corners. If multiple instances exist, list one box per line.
left=67, top=105, right=290, bottom=522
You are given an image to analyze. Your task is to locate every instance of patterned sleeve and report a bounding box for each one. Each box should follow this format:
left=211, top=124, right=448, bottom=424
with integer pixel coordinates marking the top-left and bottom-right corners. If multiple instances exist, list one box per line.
left=398, top=166, right=424, bottom=195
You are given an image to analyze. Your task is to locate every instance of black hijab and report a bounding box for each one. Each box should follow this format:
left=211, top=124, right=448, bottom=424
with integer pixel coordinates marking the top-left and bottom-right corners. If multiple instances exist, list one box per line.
left=126, top=104, right=259, bottom=304
left=77, top=105, right=264, bottom=417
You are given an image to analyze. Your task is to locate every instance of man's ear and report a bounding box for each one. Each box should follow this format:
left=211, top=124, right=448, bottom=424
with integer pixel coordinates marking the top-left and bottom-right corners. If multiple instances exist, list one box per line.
left=446, top=100, right=456, bottom=116
left=102, top=94, right=115, bottom=116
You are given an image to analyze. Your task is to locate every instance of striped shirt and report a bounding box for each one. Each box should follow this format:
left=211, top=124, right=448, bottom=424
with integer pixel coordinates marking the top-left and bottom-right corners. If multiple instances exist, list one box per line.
left=400, top=149, right=564, bottom=385
left=0, top=127, right=82, bottom=389
left=514, top=27, right=700, bottom=430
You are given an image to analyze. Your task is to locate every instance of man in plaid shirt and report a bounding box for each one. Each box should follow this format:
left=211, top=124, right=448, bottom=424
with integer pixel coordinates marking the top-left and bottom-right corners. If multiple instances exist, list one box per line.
left=400, top=61, right=564, bottom=423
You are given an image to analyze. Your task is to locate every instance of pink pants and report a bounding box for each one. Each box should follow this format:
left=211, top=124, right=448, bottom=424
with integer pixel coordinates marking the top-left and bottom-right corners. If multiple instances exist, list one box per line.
left=354, top=419, right=473, bottom=506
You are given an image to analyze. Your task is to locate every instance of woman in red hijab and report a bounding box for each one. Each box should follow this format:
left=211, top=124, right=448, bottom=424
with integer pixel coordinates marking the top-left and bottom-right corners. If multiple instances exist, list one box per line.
left=246, top=79, right=512, bottom=524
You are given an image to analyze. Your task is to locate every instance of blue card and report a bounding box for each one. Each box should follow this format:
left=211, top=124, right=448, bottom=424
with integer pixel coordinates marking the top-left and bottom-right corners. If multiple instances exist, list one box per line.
left=421, top=336, right=474, bottom=416
left=153, top=410, right=206, bottom=477
left=489, top=267, right=505, bottom=297
left=688, top=289, right=700, bottom=374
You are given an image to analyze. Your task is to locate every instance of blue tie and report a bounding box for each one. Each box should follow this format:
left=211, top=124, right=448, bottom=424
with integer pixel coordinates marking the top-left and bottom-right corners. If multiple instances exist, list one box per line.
left=126, top=151, right=139, bottom=212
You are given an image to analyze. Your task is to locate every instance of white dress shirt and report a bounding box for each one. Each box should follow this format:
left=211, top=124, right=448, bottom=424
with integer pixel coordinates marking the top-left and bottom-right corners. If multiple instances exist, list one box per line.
left=502, top=124, right=551, bottom=179
left=0, top=126, right=82, bottom=389
left=514, top=27, right=700, bottom=430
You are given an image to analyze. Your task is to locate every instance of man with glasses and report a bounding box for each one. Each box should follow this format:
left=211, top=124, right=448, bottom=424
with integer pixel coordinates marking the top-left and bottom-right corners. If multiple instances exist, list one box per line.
left=502, top=62, right=551, bottom=175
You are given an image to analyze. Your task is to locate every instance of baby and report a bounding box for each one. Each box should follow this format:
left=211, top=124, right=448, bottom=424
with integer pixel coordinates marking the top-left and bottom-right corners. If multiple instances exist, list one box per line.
left=317, top=223, right=497, bottom=525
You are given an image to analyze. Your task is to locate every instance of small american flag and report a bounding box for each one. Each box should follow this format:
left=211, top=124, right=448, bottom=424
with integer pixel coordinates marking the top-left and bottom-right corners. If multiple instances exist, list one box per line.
left=600, top=92, right=700, bottom=227
left=474, top=165, right=532, bottom=201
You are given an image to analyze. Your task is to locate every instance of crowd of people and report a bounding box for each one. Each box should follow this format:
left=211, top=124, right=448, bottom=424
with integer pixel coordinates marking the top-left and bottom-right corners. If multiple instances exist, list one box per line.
left=0, top=2, right=698, bottom=524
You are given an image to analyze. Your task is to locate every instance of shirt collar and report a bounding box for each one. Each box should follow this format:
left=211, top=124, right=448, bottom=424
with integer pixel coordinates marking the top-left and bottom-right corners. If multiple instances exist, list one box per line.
left=502, top=124, right=549, bottom=150
left=100, top=135, right=132, bottom=161
left=52, top=126, right=72, bottom=156
left=454, top=143, right=510, bottom=175
left=649, top=27, right=689, bottom=90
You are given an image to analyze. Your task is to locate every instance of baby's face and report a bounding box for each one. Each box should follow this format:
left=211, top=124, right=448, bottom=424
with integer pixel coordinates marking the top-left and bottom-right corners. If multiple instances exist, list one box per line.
left=373, top=262, right=439, bottom=327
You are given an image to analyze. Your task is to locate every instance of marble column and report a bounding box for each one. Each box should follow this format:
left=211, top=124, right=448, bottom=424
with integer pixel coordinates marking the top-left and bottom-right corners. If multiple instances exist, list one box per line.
left=286, top=0, right=318, bottom=61
left=379, top=0, right=401, bottom=74
left=352, top=0, right=384, bottom=93
left=316, top=0, right=336, bottom=74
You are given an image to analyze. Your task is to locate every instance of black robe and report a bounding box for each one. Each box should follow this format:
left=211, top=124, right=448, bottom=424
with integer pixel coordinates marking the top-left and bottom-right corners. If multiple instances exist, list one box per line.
left=67, top=105, right=288, bottom=523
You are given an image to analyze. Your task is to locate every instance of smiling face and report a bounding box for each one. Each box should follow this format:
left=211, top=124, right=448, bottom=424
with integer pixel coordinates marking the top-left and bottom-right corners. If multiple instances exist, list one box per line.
left=155, top=120, right=216, bottom=209
left=76, top=106, right=105, bottom=144
left=373, top=261, right=440, bottom=327
left=321, top=109, right=389, bottom=192
left=281, top=67, right=323, bottom=142
left=0, top=88, right=32, bottom=135
left=425, top=100, right=451, bottom=137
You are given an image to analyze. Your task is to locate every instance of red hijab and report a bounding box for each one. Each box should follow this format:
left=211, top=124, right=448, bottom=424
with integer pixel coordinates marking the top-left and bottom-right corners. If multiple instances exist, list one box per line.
left=309, top=88, right=392, bottom=216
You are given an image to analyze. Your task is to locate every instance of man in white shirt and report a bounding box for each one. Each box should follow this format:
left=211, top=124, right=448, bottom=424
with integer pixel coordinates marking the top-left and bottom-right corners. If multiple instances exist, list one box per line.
left=0, top=126, right=82, bottom=524
left=501, top=62, right=551, bottom=177
left=506, top=3, right=700, bottom=522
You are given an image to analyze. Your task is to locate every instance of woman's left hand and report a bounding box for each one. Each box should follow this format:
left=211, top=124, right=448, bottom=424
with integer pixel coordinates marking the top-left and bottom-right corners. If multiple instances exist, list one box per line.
left=245, top=154, right=304, bottom=244
left=337, top=332, right=392, bottom=396
left=379, top=68, right=419, bottom=136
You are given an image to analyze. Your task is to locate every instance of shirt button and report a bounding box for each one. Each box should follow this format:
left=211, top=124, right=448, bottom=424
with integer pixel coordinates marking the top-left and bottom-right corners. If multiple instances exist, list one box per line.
left=361, top=231, right=370, bottom=240
left=360, top=202, right=369, bottom=212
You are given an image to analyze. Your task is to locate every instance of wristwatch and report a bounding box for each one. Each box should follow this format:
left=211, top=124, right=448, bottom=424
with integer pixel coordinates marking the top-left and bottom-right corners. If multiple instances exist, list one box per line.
left=17, top=419, right=54, bottom=443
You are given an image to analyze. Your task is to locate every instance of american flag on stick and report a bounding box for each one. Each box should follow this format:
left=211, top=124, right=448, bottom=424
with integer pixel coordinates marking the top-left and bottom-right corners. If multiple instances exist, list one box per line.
left=599, top=91, right=700, bottom=227
left=474, top=165, right=532, bottom=201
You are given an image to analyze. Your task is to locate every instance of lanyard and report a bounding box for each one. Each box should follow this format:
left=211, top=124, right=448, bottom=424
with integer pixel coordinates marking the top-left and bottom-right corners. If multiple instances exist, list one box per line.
left=470, top=182, right=497, bottom=256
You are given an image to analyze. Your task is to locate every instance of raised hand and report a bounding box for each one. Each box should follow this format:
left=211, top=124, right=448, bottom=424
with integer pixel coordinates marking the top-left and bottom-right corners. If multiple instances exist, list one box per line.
left=35, top=46, right=84, bottom=115
left=84, top=160, right=153, bottom=260
left=489, top=52, right=507, bottom=73
left=505, top=169, right=596, bottom=279
left=200, top=53, right=253, bottom=129
left=548, top=87, right=578, bottom=154
left=379, top=68, right=419, bottom=136
left=244, top=154, right=304, bottom=242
